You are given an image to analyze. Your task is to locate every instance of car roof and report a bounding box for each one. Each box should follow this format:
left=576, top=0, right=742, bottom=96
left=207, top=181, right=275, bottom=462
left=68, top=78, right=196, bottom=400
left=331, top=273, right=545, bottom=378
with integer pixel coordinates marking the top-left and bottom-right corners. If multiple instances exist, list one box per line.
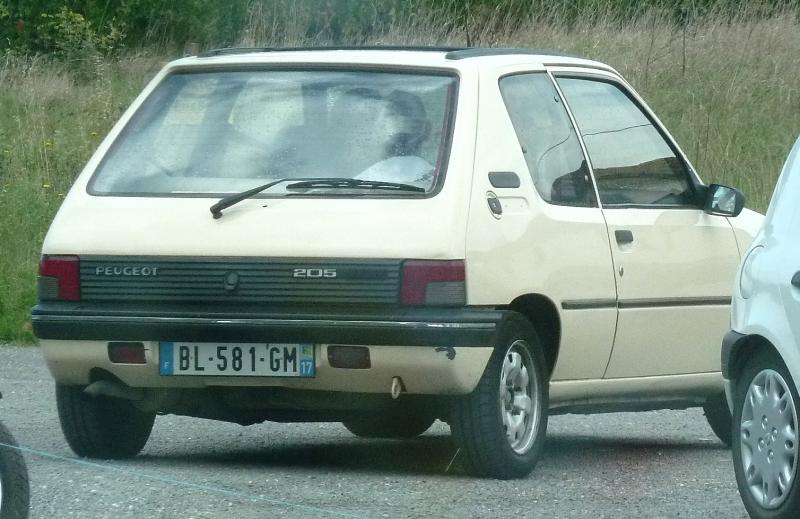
left=169, top=46, right=616, bottom=74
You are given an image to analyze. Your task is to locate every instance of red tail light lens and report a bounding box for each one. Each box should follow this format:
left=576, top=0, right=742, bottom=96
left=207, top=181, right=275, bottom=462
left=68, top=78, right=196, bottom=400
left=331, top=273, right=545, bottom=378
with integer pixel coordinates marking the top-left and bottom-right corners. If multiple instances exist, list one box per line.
left=38, top=255, right=80, bottom=301
left=401, top=260, right=466, bottom=306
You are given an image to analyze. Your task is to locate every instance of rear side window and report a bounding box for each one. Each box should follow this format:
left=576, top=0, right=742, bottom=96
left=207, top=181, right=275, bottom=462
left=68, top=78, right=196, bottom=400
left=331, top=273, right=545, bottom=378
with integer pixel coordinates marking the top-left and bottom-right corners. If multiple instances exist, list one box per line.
left=499, top=73, right=595, bottom=207
left=556, top=77, right=695, bottom=207
left=89, top=69, right=457, bottom=197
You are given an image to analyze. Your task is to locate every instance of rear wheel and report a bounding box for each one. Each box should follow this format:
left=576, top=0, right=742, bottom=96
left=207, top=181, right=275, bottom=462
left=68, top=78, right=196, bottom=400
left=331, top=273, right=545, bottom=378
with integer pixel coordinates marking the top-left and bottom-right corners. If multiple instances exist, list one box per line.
left=56, top=384, right=156, bottom=459
left=343, top=412, right=435, bottom=439
left=450, top=313, right=548, bottom=479
left=732, top=349, right=800, bottom=518
left=703, top=391, right=732, bottom=447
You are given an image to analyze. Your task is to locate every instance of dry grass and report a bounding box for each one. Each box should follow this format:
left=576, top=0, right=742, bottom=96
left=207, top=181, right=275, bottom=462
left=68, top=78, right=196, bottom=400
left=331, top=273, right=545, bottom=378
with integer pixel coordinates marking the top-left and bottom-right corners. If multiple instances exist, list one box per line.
left=1, top=9, right=798, bottom=342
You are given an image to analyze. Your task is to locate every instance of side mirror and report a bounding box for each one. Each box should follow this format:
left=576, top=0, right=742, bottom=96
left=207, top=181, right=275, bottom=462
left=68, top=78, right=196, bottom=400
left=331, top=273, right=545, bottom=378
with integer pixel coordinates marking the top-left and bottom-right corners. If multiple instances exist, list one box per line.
left=704, top=184, right=745, bottom=217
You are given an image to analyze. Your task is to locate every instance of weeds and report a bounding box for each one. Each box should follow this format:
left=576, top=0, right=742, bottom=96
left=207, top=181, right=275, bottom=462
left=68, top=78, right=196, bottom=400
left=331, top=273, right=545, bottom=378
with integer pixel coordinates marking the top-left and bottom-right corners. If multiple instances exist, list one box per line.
left=0, top=52, right=160, bottom=341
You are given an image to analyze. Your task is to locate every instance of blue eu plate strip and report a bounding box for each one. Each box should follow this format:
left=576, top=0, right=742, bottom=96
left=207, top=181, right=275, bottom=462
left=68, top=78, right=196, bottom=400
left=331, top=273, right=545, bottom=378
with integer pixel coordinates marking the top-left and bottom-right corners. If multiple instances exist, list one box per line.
left=159, top=342, right=174, bottom=375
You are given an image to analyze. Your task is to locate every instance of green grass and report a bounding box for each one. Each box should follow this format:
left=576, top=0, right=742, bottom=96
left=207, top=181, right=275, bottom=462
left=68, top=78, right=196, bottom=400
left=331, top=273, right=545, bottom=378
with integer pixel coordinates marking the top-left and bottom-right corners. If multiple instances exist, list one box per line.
left=0, top=53, right=160, bottom=341
left=1, top=9, right=799, bottom=343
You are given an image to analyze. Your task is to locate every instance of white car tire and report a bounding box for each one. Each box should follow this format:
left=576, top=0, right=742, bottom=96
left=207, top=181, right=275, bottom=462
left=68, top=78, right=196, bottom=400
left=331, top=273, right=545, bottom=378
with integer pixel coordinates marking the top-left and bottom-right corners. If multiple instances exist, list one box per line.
left=450, top=313, right=548, bottom=479
left=56, top=384, right=155, bottom=459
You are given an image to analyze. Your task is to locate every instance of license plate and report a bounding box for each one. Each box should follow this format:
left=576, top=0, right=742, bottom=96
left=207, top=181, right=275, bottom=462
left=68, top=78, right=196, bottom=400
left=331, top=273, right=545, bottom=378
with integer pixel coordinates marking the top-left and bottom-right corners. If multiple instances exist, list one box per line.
left=159, top=342, right=315, bottom=377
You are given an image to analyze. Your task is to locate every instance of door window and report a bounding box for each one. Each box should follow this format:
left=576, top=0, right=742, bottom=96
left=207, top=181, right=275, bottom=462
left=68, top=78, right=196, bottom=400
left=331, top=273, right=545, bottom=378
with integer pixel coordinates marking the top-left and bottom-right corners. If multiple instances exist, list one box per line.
left=556, top=77, right=696, bottom=207
left=499, top=73, right=595, bottom=207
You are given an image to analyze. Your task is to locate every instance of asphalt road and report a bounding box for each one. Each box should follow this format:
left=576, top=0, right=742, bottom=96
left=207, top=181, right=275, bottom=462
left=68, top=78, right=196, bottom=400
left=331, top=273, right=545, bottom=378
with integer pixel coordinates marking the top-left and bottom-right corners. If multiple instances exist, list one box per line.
left=0, top=346, right=748, bottom=518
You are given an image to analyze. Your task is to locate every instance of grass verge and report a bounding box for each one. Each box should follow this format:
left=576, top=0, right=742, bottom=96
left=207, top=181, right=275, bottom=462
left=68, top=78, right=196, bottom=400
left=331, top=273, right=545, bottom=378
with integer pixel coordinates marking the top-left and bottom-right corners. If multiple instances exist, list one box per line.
left=1, top=9, right=798, bottom=343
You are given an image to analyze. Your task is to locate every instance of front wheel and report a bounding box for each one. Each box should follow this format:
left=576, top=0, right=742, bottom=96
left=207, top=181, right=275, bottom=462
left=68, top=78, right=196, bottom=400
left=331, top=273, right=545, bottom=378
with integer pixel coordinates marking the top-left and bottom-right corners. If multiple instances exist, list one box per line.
left=732, top=349, right=800, bottom=518
left=56, top=384, right=156, bottom=459
left=450, top=313, right=548, bottom=479
left=0, top=420, right=30, bottom=519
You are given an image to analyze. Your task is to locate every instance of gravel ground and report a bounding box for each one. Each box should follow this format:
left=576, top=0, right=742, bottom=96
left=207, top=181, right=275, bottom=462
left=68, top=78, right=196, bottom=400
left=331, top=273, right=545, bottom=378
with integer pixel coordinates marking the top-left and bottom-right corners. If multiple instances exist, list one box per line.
left=0, top=346, right=748, bottom=518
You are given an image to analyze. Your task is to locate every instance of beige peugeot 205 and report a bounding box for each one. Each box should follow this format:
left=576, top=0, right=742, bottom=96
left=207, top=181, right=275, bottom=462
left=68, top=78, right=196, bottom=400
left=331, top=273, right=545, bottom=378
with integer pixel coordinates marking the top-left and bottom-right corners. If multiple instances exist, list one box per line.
left=32, top=47, right=762, bottom=479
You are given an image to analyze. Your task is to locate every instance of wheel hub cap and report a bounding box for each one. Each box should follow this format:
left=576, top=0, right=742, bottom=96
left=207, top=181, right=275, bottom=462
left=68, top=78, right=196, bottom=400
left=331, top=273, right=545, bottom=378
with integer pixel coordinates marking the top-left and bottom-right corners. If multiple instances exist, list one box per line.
left=499, top=340, right=540, bottom=455
left=740, top=369, right=799, bottom=509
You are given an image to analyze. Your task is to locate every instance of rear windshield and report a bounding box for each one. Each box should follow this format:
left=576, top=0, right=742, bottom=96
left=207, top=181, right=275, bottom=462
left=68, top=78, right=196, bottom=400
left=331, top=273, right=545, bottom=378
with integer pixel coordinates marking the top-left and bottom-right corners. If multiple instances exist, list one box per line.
left=89, top=68, right=458, bottom=196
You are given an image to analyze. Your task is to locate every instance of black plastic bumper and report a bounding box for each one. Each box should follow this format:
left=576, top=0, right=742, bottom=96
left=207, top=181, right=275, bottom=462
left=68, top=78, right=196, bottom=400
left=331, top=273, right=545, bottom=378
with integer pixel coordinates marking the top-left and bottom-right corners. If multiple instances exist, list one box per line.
left=31, top=303, right=504, bottom=347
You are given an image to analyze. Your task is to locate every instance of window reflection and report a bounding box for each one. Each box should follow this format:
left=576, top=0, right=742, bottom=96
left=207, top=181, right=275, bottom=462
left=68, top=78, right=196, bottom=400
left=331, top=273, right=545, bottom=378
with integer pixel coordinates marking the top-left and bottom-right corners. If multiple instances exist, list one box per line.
left=557, top=78, right=694, bottom=207
left=499, top=73, right=595, bottom=207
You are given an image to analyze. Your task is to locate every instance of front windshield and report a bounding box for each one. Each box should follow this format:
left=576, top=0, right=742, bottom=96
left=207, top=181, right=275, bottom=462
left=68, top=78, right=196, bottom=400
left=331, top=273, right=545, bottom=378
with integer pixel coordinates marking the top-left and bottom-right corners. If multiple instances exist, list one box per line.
left=89, top=69, right=457, bottom=196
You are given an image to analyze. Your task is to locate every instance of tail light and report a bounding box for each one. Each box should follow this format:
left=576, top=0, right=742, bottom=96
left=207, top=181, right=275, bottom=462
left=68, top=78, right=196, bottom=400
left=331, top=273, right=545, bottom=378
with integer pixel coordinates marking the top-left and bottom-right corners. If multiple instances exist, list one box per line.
left=108, top=342, right=146, bottom=364
left=401, top=260, right=466, bottom=306
left=38, top=255, right=80, bottom=301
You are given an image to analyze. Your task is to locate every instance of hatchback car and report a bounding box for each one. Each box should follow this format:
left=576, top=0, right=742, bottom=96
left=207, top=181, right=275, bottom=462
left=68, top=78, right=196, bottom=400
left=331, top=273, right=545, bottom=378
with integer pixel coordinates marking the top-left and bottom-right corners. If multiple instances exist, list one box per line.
left=724, top=135, right=800, bottom=517
left=33, top=46, right=762, bottom=479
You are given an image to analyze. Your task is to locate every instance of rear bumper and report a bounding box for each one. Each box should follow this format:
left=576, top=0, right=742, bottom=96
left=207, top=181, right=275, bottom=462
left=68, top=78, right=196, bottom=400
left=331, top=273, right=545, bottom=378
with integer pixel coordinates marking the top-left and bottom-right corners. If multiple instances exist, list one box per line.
left=33, top=303, right=503, bottom=395
left=32, top=303, right=500, bottom=346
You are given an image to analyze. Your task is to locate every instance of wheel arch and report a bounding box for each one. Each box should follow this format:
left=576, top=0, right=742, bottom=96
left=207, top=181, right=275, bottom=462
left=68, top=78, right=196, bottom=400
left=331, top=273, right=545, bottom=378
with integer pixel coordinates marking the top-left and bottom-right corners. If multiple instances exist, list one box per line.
left=726, top=334, right=783, bottom=384
left=503, top=294, right=561, bottom=376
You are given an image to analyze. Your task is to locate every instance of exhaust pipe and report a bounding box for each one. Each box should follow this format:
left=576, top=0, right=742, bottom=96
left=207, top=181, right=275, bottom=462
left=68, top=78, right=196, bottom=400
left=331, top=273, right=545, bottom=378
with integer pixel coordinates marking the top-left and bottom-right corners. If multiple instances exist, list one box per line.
left=84, top=380, right=146, bottom=401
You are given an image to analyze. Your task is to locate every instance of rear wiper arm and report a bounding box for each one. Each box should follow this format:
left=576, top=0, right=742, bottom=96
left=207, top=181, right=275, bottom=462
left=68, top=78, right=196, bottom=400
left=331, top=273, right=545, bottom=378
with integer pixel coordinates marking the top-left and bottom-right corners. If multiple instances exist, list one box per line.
left=210, top=178, right=291, bottom=219
left=210, top=177, right=427, bottom=219
left=286, top=178, right=426, bottom=193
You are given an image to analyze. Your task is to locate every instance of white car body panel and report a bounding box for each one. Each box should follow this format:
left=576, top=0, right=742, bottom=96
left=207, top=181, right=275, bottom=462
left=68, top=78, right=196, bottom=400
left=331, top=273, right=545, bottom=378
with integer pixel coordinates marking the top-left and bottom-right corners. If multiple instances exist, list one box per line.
left=729, top=136, right=800, bottom=389
left=36, top=49, right=762, bottom=405
left=465, top=63, right=617, bottom=381
left=602, top=207, right=740, bottom=377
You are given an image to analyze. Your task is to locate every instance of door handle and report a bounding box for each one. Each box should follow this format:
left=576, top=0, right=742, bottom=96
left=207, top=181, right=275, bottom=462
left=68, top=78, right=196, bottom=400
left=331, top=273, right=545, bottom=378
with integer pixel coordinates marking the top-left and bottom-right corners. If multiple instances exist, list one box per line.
left=792, top=271, right=800, bottom=287
left=615, top=230, right=634, bottom=245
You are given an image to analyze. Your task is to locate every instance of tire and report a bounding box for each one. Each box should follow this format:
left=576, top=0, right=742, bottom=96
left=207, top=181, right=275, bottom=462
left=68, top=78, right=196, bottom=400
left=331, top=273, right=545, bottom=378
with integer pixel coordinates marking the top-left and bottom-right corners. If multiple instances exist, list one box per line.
left=450, top=313, right=548, bottom=479
left=732, top=349, right=800, bottom=518
left=703, top=391, right=732, bottom=447
left=343, top=413, right=436, bottom=439
left=56, top=384, right=156, bottom=459
left=0, top=420, right=30, bottom=519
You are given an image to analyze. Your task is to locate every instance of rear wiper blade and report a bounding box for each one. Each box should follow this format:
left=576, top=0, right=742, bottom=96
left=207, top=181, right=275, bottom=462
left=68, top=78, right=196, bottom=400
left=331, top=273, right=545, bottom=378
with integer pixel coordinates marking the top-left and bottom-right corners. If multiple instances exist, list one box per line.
left=210, top=177, right=426, bottom=219
left=285, top=178, right=426, bottom=193
left=210, top=178, right=292, bottom=219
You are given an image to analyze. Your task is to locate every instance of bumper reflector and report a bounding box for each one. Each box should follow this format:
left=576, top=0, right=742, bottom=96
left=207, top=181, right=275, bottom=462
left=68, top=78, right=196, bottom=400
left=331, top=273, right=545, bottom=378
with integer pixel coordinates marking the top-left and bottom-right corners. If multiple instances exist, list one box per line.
left=108, top=342, right=146, bottom=364
left=327, top=345, right=371, bottom=369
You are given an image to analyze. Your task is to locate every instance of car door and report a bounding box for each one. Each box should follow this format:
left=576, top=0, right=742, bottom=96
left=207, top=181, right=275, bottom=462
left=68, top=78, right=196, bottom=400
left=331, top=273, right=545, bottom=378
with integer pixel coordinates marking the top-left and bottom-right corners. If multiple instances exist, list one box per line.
left=466, top=69, right=618, bottom=381
left=554, top=72, right=741, bottom=378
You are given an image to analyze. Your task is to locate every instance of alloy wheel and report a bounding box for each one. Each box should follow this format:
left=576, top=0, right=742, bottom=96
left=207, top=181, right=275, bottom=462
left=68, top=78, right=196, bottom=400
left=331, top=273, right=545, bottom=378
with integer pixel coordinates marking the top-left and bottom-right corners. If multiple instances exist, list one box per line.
left=499, top=340, right=540, bottom=455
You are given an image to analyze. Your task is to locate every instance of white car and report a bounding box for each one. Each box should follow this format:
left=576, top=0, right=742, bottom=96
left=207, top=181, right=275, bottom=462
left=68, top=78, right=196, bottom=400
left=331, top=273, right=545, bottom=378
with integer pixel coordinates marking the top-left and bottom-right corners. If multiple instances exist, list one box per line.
left=725, top=136, right=800, bottom=517
left=33, top=47, right=762, bottom=479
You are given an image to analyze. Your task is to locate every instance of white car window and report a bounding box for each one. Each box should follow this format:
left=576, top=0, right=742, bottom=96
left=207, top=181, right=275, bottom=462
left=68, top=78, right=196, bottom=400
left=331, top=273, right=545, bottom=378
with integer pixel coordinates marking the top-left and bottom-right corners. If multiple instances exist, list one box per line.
left=90, top=70, right=456, bottom=196
left=557, top=77, right=695, bottom=207
left=499, top=73, right=595, bottom=207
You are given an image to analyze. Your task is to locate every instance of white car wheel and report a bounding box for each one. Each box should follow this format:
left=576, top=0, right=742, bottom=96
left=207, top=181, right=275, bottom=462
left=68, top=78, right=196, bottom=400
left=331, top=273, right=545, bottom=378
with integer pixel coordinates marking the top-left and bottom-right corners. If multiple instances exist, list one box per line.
left=450, top=313, right=548, bottom=479
left=733, top=351, right=800, bottom=518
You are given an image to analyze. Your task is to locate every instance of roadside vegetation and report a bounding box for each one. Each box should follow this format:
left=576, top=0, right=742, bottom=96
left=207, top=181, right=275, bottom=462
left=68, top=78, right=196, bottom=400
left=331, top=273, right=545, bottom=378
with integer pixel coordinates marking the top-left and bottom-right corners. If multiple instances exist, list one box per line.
left=1, top=1, right=799, bottom=342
